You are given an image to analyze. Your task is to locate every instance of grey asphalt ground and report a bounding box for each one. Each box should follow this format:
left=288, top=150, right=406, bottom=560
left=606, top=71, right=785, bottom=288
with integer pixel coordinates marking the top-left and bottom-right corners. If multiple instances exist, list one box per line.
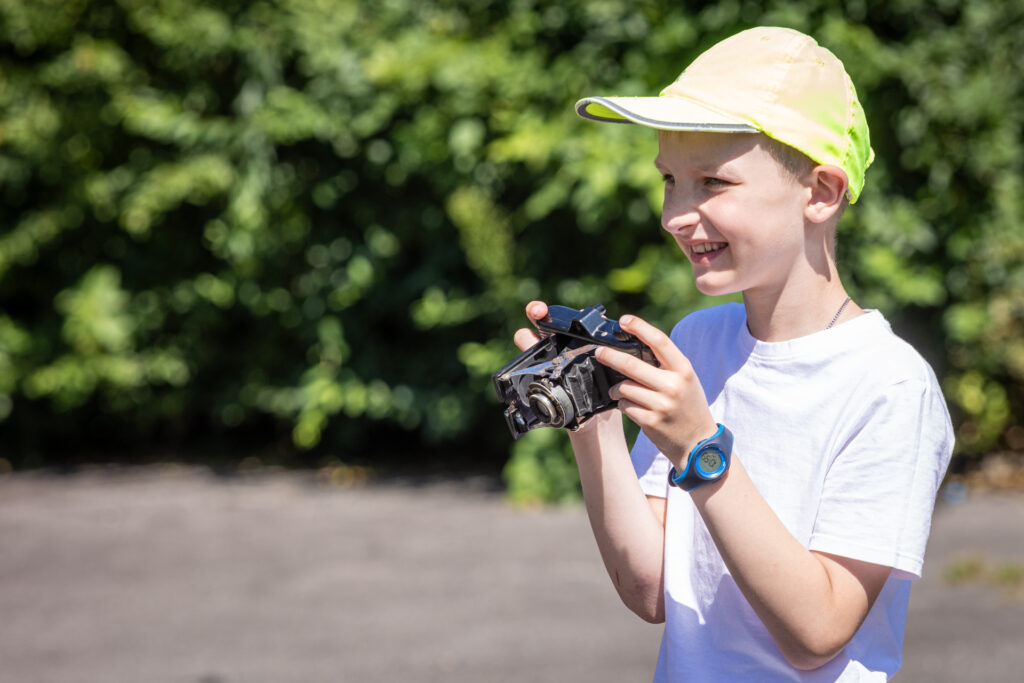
left=0, top=467, right=1021, bottom=683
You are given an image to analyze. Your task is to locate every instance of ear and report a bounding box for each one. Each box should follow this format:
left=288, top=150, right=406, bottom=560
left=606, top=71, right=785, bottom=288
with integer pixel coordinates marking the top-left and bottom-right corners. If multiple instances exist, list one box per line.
left=804, top=165, right=848, bottom=224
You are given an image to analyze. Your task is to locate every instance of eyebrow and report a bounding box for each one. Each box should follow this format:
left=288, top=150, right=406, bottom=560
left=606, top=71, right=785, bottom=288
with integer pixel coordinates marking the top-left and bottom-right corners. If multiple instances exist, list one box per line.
left=654, top=157, right=730, bottom=176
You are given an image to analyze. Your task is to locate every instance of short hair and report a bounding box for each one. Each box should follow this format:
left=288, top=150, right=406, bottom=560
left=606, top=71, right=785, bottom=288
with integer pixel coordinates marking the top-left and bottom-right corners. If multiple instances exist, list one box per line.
left=759, top=135, right=817, bottom=181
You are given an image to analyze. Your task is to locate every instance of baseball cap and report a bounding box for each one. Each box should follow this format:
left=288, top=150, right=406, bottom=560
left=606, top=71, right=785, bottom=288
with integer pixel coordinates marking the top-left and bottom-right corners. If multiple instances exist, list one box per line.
left=575, top=27, right=874, bottom=202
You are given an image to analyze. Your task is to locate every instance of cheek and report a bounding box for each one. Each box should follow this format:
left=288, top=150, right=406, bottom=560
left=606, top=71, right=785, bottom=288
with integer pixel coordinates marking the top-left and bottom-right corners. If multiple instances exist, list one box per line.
left=759, top=176, right=808, bottom=221
left=734, top=189, right=804, bottom=246
left=703, top=197, right=755, bottom=242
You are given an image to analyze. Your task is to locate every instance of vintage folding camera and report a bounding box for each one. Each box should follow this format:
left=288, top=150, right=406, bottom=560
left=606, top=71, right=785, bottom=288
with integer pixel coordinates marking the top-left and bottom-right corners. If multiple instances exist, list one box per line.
left=492, top=304, right=657, bottom=440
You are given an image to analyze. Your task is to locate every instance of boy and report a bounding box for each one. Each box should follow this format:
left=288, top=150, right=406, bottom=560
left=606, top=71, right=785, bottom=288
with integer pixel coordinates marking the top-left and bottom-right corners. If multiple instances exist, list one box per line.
left=513, top=27, right=953, bottom=681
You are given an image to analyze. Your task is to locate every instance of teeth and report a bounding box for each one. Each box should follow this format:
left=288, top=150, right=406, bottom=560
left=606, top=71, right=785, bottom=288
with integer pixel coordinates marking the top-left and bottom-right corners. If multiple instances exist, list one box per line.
left=693, top=242, right=725, bottom=254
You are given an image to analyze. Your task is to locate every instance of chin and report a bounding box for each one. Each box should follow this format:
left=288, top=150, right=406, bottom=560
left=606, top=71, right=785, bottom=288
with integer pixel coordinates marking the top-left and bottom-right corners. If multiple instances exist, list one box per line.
left=693, top=275, right=740, bottom=298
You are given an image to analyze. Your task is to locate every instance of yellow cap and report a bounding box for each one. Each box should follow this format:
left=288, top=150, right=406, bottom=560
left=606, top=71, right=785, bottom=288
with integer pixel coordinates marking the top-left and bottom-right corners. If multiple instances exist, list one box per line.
left=576, top=27, right=874, bottom=202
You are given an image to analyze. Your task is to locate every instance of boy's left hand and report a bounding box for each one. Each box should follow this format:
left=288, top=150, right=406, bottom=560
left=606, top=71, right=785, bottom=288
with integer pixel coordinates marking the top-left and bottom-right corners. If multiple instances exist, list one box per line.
left=595, top=314, right=719, bottom=469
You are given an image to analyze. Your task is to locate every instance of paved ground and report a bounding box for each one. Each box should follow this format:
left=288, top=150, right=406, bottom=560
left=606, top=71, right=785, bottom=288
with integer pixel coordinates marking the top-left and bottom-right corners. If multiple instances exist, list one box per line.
left=0, top=467, right=1021, bottom=682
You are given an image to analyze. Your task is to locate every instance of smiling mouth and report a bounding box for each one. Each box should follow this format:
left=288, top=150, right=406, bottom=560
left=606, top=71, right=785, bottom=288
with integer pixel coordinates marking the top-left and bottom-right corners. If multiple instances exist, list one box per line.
left=691, top=242, right=727, bottom=256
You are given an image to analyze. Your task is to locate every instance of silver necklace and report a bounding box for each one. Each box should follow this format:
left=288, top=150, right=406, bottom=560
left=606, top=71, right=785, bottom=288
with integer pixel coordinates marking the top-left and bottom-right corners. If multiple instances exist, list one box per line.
left=825, top=296, right=852, bottom=330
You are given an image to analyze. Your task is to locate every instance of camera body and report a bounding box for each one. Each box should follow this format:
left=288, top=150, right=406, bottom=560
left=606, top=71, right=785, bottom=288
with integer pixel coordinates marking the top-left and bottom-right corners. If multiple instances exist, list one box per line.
left=492, top=304, right=657, bottom=440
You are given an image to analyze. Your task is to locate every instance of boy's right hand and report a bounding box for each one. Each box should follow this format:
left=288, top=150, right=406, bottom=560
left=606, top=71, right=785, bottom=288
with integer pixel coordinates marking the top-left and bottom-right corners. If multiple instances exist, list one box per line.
left=513, top=300, right=549, bottom=351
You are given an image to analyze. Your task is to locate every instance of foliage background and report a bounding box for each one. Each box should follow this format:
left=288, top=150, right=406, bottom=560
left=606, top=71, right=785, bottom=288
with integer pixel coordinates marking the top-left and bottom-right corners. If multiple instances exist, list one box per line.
left=1, top=0, right=1021, bottom=500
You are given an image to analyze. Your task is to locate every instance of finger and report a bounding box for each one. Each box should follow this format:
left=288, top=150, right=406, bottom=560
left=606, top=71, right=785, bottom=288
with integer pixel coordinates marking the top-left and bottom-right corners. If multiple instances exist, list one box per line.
left=598, top=345, right=693, bottom=402
left=618, top=314, right=690, bottom=372
left=614, top=397, right=656, bottom=430
left=525, top=300, right=548, bottom=323
left=596, top=346, right=666, bottom=388
left=514, top=327, right=541, bottom=351
left=610, top=378, right=666, bottom=412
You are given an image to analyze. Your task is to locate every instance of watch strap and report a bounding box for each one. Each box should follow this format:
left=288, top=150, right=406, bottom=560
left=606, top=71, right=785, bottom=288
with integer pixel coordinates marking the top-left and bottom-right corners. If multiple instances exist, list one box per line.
left=669, top=424, right=733, bottom=491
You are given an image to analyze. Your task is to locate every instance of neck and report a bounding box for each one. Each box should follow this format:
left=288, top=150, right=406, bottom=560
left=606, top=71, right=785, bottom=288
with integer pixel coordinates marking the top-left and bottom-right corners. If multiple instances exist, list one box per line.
left=742, top=275, right=860, bottom=342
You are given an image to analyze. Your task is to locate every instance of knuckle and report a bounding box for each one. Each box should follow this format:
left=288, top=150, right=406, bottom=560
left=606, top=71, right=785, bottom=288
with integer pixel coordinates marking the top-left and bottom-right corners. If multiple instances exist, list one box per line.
left=655, top=397, right=674, bottom=415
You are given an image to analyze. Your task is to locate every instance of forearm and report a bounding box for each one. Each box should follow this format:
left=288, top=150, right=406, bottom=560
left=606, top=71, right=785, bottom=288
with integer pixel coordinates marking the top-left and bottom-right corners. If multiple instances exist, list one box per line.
left=569, top=411, right=666, bottom=623
left=690, top=455, right=882, bottom=669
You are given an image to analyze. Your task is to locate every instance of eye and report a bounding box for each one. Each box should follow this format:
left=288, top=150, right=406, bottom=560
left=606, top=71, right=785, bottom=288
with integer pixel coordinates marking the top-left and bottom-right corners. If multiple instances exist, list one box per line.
left=703, top=177, right=730, bottom=188
left=661, top=173, right=674, bottom=185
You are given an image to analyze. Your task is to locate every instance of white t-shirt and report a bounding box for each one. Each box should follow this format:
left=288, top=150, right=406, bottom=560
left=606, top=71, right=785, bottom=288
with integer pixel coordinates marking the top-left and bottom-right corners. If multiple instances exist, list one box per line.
left=631, top=303, right=953, bottom=682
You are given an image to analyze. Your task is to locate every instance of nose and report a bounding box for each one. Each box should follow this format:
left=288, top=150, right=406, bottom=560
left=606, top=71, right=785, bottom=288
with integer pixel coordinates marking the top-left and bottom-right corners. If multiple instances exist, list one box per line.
left=661, top=188, right=700, bottom=235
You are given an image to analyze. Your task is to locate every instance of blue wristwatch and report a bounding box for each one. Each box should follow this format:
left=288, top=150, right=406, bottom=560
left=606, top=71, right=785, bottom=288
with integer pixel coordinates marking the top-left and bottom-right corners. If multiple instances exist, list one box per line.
left=668, top=424, right=733, bottom=491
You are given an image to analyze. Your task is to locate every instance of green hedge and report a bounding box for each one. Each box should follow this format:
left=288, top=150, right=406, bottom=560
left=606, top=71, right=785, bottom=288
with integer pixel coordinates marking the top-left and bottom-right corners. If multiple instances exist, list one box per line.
left=1, top=1, right=1021, bottom=495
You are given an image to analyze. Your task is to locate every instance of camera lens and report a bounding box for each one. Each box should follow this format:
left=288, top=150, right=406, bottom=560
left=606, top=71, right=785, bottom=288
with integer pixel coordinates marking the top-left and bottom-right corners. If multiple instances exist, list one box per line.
left=530, top=395, right=555, bottom=422
left=526, top=382, right=575, bottom=428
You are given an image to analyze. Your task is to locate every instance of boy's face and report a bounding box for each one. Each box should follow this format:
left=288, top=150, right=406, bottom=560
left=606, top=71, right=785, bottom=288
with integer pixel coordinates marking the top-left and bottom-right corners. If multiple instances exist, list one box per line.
left=655, top=131, right=812, bottom=299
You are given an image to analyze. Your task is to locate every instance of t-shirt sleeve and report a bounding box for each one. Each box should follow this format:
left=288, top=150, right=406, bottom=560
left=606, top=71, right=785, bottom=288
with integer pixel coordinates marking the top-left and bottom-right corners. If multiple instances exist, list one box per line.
left=630, top=429, right=671, bottom=499
left=808, top=378, right=954, bottom=579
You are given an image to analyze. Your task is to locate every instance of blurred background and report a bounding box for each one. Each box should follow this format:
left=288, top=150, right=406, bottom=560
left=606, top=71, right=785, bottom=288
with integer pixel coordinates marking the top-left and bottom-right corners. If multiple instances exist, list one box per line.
left=1, top=0, right=1023, bottom=496
left=2, top=2, right=1023, bottom=681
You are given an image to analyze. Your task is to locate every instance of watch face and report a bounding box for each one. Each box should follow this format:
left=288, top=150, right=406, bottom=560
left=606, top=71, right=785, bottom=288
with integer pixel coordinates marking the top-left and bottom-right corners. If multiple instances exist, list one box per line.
left=695, top=448, right=725, bottom=477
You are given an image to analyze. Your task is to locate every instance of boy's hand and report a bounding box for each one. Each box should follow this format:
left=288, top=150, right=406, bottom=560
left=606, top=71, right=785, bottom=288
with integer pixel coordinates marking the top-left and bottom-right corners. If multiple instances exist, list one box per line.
left=596, top=314, right=719, bottom=469
left=512, top=301, right=622, bottom=437
left=513, top=300, right=549, bottom=351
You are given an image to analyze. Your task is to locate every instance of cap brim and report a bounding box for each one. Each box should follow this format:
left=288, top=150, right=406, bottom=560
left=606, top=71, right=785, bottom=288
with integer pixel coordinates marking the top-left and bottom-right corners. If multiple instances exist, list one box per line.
left=575, top=96, right=759, bottom=133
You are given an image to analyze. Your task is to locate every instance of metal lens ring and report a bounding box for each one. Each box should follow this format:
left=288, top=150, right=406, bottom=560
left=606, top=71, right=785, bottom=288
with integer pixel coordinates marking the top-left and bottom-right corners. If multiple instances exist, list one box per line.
left=526, top=381, right=575, bottom=428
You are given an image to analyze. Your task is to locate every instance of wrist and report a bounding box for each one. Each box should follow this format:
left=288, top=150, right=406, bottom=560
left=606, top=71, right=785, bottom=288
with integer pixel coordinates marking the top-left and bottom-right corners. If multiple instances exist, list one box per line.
left=568, top=408, right=622, bottom=440
left=675, top=421, right=723, bottom=470
left=669, top=423, right=734, bottom=492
